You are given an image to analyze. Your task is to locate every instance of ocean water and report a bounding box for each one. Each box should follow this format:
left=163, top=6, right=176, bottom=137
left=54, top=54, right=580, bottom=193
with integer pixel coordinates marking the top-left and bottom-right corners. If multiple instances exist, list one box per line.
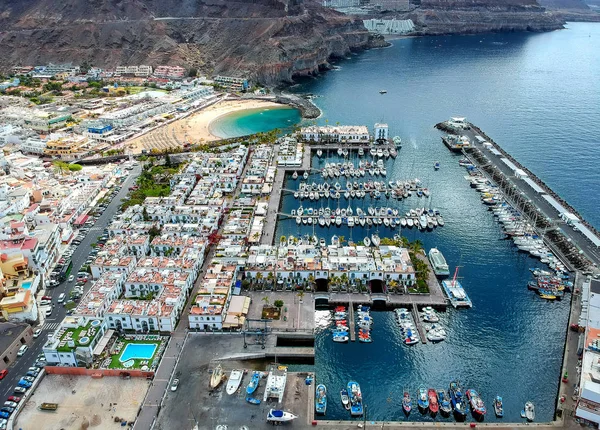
left=223, top=23, right=600, bottom=423
left=209, top=106, right=301, bottom=139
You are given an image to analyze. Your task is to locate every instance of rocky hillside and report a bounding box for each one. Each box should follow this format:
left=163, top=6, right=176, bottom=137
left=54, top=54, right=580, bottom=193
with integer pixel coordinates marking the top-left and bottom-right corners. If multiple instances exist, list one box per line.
left=0, top=0, right=376, bottom=85
left=537, top=0, right=590, bottom=10
left=400, top=0, right=566, bottom=34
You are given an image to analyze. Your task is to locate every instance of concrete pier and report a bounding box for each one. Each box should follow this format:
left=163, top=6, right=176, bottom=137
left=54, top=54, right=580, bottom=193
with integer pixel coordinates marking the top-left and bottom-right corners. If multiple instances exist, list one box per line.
left=412, top=305, right=427, bottom=344
left=348, top=301, right=356, bottom=342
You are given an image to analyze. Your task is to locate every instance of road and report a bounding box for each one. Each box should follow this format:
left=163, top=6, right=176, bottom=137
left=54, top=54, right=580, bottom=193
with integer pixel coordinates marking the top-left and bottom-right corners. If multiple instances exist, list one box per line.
left=0, top=165, right=141, bottom=400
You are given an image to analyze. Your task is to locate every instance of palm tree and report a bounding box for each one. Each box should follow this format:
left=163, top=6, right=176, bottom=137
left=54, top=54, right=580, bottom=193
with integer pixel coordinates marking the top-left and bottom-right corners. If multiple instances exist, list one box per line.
left=409, top=239, right=424, bottom=254
left=255, top=272, right=263, bottom=289
left=338, top=235, right=346, bottom=246
left=262, top=296, right=270, bottom=307
left=266, top=272, right=275, bottom=288
left=307, top=274, right=315, bottom=290
left=280, top=235, right=287, bottom=245
left=297, top=291, right=305, bottom=303
left=387, top=279, right=398, bottom=294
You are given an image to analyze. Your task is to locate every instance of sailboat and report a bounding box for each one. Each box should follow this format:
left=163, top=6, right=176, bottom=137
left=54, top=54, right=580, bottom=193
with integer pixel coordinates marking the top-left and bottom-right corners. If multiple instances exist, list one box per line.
left=363, top=236, right=371, bottom=247
left=371, top=234, right=380, bottom=247
left=292, top=171, right=298, bottom=180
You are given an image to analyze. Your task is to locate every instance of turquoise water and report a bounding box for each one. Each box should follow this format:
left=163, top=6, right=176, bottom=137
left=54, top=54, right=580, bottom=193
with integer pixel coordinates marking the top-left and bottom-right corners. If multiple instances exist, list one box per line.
left=276, top=23, right=600, bottom=423
left=21, top=282, right=31, bottom=289
left=119, top=343, right=157, bottom=362
left=209, top=106, right=301, bottom=139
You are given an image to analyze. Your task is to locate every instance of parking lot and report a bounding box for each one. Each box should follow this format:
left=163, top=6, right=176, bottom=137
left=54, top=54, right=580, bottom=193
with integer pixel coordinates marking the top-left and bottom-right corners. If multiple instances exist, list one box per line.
left=154, top=335, right=312, bottom=430
left=15, top=374, right=149, bottom=430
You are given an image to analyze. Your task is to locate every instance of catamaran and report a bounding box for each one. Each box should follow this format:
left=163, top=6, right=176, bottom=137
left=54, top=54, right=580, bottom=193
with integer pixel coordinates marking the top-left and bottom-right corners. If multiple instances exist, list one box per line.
left=441, top=267, right=472, bottom=308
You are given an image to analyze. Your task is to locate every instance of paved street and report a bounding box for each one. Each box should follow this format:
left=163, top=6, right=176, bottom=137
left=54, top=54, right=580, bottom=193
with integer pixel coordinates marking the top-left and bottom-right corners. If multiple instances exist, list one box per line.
left=0, top=165, right=141, bottom=401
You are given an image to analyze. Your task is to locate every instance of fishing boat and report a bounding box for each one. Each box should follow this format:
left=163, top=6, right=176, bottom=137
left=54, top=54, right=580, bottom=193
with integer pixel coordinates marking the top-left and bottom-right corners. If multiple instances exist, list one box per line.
left=292, top=171, right=298, bottom=180
left=210, top=364, right=223, bottom=389
left=226, top=370, right=243, bottom=395
left=267, top=409, right=297, bottom=423
left=428, top=248, right=450, bottom=277
left=402, top=390, right=412, bottom=415
left=494, top=396, right=504, bottom=418
left=441, top=268, right=472, bottom=308
left=348, top=381, right=364, bottom=416
left=417, top=386, right=429, bottom=411
left=437, top=390, right=452, bottom=416
left=466, top=389, right=486, bottom=418
left=341, top=389, right=350, bottom=410
left=246, top=396, right=261, bottom=405
left=246, top=371, right=261, bottom=395
left=449, top=381, right=468, bottom=420
left=428, top=388, right=439, bottom=415
left=524, top=401, right=535, bottom=422
left=315, top=384, right=327, bottom=415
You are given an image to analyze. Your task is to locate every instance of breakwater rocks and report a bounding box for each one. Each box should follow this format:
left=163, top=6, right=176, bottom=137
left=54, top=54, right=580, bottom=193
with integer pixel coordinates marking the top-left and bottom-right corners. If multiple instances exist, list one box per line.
left=274, top=94, right=321, bottom=119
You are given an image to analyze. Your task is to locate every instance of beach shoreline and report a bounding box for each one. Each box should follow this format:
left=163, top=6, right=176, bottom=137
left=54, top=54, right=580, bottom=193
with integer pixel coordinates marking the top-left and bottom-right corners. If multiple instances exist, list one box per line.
left=127, top=98, right=288, bottom=154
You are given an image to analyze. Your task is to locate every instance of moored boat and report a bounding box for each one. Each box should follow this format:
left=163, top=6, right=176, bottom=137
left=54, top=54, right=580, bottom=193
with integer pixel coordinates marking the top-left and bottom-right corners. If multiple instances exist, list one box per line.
left=315, top=384, right=327, bottom=415
left=348, top=381, right=364, bottom=416
left=226, top=369, right=243, bottom=395
left=402, top=390, right=412, bottom=415
left=246, top=396, right=261, bottom=405
left=466, top=388, right=486, bottom=419
left=417, top=386, right=429, bottom=411
left=494, top=396, right=504, bottom=418
left=210, top=364, right=223, bottom=389
left=428, top=248, right=450, bottom=278
left=437, top=389, right=452, bottom=416
left=449, top=381, right=468, bottom=420
left=341, top=388, right=350, bottom=410
left=524, top=401, right=535, bottom=422
left=428, top=388, right=439, bottom=415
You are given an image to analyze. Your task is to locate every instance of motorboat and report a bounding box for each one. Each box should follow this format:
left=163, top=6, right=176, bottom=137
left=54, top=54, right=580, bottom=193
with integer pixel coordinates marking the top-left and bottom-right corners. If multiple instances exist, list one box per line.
left=417, top=386, right=429, bottom=410
left=341, top=389, right=350, bottom=410
left=421, top=306, right=440, bottom=323
left=494, top=396, right=504, bottom=418
left=428, top=248, right=450, bottom=277
left=226, top=369, right=243, bottom=395
left=466, top=389, right=486, bottom=418
left=315, top=384, right=327, bottom=415
left=428, top=388, right=439, bottom=415
left=317, top=149, right=323, bottom=157
left=267, top=409, right=297, bottom=423
left=292, top=171, right=298, bottom=180
left=303, top=171, right=309, bottom=180
left=449, top=381, right=468, bottom=420
left=437, top=389, right=452, bottom=415
left=364, top=237, right=371, bottom=247
left=333, top=335, right=349, bottom=343
left=371, top=234, right=380, bottom=247
left=524, top=401, right=535, bottom=422
left=348, top=381, right=364, bottom=416
left=402, top=390, right=412, bottom=415
left=434, top=161, right=440, bottom=170
left=246, top=371, right=261, bottom=395
left=210, top=364, right=223, bottom=389
left=246, top=396, right=261, bottom=405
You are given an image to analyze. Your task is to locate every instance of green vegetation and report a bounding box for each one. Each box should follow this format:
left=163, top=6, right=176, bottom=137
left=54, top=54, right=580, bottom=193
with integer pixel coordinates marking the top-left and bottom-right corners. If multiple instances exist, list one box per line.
left=274, top=300, right=284, bottom=308
left=120, top=163, right=180, bottom=210
left=68, top=164, right=83, bottom=172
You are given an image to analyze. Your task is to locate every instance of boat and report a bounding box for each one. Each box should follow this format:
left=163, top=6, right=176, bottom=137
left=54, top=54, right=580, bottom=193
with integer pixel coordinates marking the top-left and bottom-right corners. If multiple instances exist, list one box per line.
left=417, top=386, right=429, bottom=410
left=524, top=401, right=535, bottom=422
left=246, top=396, right=261, bottom=405
left=292, top=171, right=298, bottom=180
left=317, top=149, right=323, bottom=157
left=226, top=370, right=243, bottom=395
left=371, top=234, right=380, bottom=247
left=494, top=396, right=504, bottom=418
left=246, top=371, right=261, bottom=395
left=363, top=236, right=371, bottom=247
left=466, top=389, right=486, bottom=418
left=315, top=384, right=327, bottom=415
left=303, top=171, right=309, bottom=180
left=402, top=390, right=412, bottom=415
left=348, top=381, right=364, bottom=416
left=267, top=409, right=297, bottom=423
left=341, top=389, right=350, bottom=410
left=379, top=90, right=387, bottom=94
left=210, top=364, right=223, bottom=389
left=428, top=388, right=439, bottom=415
left=333, top=335, right=349, bottom=343
left=441, top=268, right=472, bottom=308
left=434, top=161, right=440, bottom=170
left=449, top=381, right=468, bottom=420
left=437, top=390, right=452, bottom=415
left=428, top=248, right=450, bottom=277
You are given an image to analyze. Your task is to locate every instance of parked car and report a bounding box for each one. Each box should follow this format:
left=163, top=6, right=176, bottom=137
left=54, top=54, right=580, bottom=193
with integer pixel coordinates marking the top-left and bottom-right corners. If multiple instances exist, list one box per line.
left=7, top=397, right=20, bottom=403
left=45, top=307, right=52, bottom=317
left=33, top=362, right=45, bottom=369
left=17, top=380, right=32, bottom=388
left=170, top=378, right=180, bottom=391
left=13, top=387, right=27, bottom=394
left=21, top=376, right=35, bottom=383
left=28, top=367, right=39, bottom=373
left=2, top=402, right=16, bottom=409
left=0, top=370, right=7, bottom=380
left=0, top=407, right=14, bottom=413
left=17, top=345, right=28, bottom=357
left=26, top=371, right=38, bottom=378
left=0, top=412, right=9, bottom=419
left=33, top=328, right=42, bottom=338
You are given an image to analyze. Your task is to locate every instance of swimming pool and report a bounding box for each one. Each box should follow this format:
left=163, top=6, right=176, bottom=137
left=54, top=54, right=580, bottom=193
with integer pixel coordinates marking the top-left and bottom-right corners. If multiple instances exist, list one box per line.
left=119, top=343, right=157, bottom=362
left=21, top=282, right=31, bottom=290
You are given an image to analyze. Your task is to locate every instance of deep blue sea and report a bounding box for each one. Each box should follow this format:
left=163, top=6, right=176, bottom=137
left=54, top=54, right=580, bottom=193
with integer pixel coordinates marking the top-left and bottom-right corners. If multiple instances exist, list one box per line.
left=219, top=22, right=600, bottom=423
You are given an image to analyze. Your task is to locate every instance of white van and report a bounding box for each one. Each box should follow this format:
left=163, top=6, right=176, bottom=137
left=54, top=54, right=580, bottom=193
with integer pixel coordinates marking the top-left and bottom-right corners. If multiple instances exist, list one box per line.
left=17, top=345, right=28, bottom=357
left=57, top=293, right=65, bottom=303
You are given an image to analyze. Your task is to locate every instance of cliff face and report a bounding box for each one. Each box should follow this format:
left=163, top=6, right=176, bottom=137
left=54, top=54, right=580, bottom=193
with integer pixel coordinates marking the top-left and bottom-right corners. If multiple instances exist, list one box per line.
left=0, top=0, right=373, bottom=85
left=387, top=0, right=566, bottom=35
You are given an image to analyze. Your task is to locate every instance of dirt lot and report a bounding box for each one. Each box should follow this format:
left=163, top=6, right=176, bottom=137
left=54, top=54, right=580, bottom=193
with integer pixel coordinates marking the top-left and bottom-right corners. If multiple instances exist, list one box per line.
left=15, top=374, right=150, bottom=430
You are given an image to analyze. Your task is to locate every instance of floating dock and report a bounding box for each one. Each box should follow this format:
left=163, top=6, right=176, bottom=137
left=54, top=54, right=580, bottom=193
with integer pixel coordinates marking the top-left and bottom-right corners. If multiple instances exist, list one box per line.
left=411, top=305, right=427, bottom=344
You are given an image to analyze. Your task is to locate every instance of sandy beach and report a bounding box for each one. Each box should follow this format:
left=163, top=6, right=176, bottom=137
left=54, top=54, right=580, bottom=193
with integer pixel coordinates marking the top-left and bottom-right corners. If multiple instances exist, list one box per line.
left=127, top=98, right=284, bottom=154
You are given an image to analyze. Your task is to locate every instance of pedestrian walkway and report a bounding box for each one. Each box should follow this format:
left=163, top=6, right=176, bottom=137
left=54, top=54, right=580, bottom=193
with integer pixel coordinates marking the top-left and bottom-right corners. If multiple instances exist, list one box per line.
left=42, top=322, right=60, bottom=330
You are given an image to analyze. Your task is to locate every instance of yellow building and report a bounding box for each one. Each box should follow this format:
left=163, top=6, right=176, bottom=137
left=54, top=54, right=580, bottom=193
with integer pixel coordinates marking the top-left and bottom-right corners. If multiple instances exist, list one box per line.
left=44, top=135, right=88, bottom=158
